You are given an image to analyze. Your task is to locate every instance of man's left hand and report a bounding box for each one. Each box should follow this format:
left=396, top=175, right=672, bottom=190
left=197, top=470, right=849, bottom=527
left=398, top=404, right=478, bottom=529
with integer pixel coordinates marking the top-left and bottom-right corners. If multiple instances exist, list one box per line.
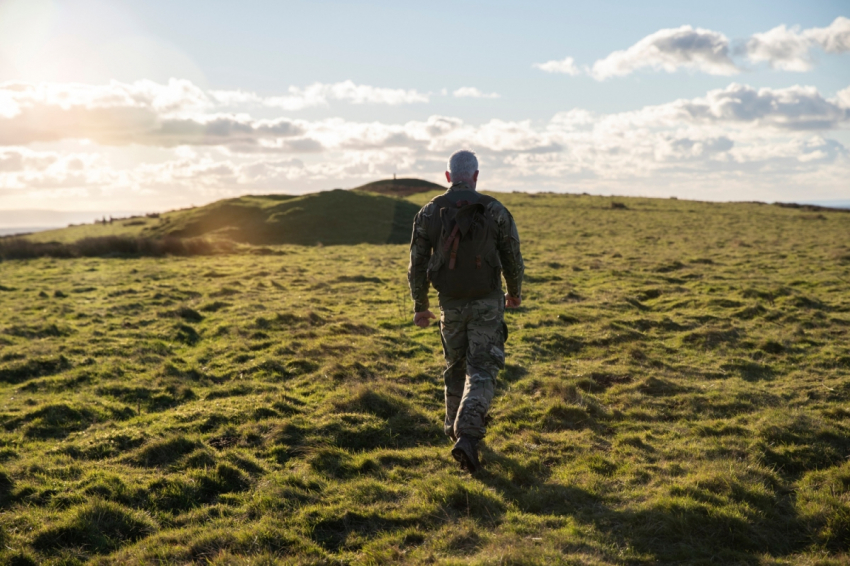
left=414, top=310, right=437, bottom=328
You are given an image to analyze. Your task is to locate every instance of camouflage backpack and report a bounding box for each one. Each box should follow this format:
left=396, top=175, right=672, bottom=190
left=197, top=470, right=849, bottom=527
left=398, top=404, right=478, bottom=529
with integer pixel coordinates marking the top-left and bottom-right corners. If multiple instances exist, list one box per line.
left=425, top=192, right=502, bottom=299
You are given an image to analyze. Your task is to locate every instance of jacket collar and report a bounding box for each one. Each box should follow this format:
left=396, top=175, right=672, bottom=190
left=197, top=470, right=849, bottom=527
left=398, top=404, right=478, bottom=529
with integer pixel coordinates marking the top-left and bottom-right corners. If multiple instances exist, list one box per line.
left=448, top=182, right=475, bottom=192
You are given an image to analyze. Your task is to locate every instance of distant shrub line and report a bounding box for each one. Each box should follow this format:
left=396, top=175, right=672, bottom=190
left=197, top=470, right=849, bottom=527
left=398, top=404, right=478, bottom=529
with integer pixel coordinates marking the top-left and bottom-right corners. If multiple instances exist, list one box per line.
left=0, top=236, right=230, bottom=260
left=773, top=202, right=850, bottom=213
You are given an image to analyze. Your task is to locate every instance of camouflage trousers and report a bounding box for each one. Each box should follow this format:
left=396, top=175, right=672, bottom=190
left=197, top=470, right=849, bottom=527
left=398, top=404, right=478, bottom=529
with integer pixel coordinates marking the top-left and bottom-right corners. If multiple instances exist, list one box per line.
left=440, top=297, right=507, bottom=440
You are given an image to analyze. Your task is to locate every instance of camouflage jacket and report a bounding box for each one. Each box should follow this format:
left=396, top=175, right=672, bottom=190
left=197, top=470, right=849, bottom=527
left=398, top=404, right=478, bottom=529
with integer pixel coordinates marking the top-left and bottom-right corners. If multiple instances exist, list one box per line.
left=408, top=182, right=524, bottom=312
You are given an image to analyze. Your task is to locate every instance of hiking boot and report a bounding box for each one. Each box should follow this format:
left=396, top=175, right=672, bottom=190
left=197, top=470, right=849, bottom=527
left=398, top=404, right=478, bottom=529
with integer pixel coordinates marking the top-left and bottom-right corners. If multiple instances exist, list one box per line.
left=451, top=436, right=481, bottom=473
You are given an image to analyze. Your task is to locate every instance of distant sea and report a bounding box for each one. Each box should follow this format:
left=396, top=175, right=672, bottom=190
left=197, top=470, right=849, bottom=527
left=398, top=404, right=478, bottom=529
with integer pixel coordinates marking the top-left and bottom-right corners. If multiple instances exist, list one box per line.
left=0, top=209, right=141, bottom=238
left=0, top=226, right=60, bottom=237
left=794, top=200, right=850, bottom=209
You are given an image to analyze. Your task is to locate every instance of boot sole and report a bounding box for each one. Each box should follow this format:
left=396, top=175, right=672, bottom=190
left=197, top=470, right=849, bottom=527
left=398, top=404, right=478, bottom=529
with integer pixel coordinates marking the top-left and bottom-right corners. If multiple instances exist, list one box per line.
left=451, top=445, right=479, bottom=474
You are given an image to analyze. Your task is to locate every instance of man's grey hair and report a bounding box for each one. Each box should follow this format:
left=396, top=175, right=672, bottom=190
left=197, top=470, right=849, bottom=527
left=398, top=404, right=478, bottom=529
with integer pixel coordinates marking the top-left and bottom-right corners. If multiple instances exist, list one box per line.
left=447, top=149, right=478, bottom=183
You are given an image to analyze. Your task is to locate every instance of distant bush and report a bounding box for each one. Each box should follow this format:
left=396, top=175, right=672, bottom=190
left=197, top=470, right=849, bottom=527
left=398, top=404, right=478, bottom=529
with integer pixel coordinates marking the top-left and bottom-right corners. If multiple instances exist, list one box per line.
left=0, top=235, right=230, bottom=260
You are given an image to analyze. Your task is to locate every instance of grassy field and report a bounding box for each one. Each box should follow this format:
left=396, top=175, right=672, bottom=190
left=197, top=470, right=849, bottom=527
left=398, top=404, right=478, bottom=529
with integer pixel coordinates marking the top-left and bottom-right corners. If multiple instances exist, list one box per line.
left=0, top=190, right=849, bottom=565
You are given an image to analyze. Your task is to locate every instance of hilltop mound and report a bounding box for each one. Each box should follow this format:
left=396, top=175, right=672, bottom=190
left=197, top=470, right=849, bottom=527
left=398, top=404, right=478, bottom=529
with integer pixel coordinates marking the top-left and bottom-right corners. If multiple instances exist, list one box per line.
left=354, top=177, right=444, bottom=197
left=24, top=189, right=422, bottom=247
left=158, top=190, right=419, bottom=245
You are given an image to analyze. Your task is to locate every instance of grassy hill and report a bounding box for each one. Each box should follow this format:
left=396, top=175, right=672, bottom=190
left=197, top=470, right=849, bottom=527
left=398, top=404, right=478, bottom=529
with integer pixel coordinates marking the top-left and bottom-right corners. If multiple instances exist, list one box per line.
left=21, top=179, right=442, bottom=247
left=0, top=192, right=849, bottom=564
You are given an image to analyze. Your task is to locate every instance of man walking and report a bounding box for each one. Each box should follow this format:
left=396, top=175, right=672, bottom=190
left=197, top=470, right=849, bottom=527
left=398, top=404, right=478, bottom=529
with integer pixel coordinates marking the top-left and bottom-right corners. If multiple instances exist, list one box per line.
left=408, top=149, right=524, bottom=473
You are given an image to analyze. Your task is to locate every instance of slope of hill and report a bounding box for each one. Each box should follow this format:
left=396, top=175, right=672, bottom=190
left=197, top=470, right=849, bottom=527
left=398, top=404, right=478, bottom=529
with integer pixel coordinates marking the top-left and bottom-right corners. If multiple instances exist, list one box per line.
left=23, top=188, right=424, bottom=246
left=1, top=192, right=849, bottom=564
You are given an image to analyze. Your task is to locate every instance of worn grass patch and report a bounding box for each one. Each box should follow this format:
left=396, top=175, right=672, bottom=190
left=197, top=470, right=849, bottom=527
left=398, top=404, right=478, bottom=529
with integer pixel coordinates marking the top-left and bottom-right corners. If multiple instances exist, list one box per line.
left=0, top=192, right=848, bottom=564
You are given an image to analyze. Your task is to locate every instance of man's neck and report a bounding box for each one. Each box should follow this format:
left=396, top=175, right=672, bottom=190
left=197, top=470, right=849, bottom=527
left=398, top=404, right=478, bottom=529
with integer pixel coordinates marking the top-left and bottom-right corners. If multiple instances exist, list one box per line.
left=449, top=181, right=476, bottom=192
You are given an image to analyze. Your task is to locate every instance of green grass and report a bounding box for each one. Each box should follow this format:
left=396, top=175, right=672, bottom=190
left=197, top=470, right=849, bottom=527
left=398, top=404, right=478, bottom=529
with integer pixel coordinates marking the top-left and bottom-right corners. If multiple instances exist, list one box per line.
left=0, top=191, right=849, bottom=564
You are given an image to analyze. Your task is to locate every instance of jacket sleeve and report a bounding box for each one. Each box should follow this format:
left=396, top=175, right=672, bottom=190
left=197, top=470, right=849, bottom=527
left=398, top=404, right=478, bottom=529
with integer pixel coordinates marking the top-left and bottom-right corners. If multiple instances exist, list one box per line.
left=492, top=204, right=524, bottom=299
left=407, top=205, right=434, bottom=312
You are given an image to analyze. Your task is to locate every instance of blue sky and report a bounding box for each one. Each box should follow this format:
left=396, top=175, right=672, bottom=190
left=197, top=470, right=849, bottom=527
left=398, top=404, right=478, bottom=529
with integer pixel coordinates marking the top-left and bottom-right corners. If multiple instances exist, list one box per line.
left=0, top=0, right=848, bottom=218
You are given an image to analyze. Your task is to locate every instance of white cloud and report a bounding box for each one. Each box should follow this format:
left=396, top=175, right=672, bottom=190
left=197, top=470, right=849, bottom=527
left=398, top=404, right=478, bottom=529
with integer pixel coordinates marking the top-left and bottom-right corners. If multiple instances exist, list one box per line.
left=590, top=25, right=739, bottom=79
left=837, top=86, right=850, bottom=109
left=537, top=18, right=850, bottom=81
left=550, top=82, right=850, bottom=136
left=207, top=89, right=263, bottom=106
left=671, top=83, right=850, bottom=129
left=747, top=17, right=850, bottom=71
left=0, top=78, right=211, bottom=118
left=213, top=80, right=429, bottom=110
left=533, top=57, right=583, bottom=75
left=747, top=25, right=816, bottom=71
left=0, top=79, right=429, bottom=133
left=0, top=147, right=109, bottom=193
left=452, top=87, right=501, bottom=99
left=0, top=79, right=320, bottom=148
left=808, top=16, right=850, bottom=53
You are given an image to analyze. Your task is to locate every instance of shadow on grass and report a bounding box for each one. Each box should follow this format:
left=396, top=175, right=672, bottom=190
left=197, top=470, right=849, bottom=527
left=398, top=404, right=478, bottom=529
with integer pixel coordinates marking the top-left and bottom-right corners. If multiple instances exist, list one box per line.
left=755, top=413, right=850, bottom=480
left=145, top=463, right=251, bottom=513
left=720, top=359, right=774, bottom=381
left=306, top=472, right=507, bottom=553
left=321, top=386, right=444, bottom=450
left=477, top=450, right=600, bottom=513
left=32, top=500, right=156, bottom=555
left=3, top=403, right=132, bottom=440
left=478, top=449, right=808, bottom=564
left=0, top=355, right=71, bottom=385
left=607, top=497, right=804, bottom=564
left=310, top=511, right=422, bottom=552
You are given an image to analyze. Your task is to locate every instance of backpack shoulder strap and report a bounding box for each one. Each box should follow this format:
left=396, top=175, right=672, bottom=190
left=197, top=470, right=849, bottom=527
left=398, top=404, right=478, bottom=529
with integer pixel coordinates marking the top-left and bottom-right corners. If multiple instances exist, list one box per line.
left=474, top=194, right=499, bottom=228
left=474, top=193, right=497, bottom=206
left=429, top=193, right=454, bottom=209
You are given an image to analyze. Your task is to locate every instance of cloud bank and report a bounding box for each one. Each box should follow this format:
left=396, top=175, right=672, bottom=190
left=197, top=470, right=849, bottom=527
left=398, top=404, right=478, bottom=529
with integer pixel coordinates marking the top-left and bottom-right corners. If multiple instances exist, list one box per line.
left=1, top=78, right=848, bottom=209
left=3, top=79, right=846, bottom=150
left=536, top=17, right=849, bottom=79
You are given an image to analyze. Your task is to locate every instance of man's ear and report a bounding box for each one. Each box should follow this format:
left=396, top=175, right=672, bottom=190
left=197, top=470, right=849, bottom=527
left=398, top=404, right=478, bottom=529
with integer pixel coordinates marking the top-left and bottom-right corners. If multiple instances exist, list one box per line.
left=445, top=171, right=452, bottom=183
left=473, top=170, right=479, bottom=182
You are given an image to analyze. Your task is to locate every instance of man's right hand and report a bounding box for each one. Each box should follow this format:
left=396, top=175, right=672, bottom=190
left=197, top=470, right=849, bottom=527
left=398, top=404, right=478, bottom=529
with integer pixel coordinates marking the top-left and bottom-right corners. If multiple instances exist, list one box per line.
left=414, top=310, right=437, bottom=328
left=505, top=294, right=522, bottom=308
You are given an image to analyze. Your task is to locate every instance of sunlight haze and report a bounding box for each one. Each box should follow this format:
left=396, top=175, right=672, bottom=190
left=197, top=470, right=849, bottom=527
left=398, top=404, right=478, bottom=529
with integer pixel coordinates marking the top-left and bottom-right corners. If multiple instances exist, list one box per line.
left=0, top=0, right=848, bottom=221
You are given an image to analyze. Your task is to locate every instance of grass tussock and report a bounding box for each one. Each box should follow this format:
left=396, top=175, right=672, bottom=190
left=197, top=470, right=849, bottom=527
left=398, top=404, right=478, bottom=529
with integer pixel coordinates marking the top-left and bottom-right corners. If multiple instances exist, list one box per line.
left=33, top=500, right=157, bottom=555
left=0, top=191, right=848, bottom=564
